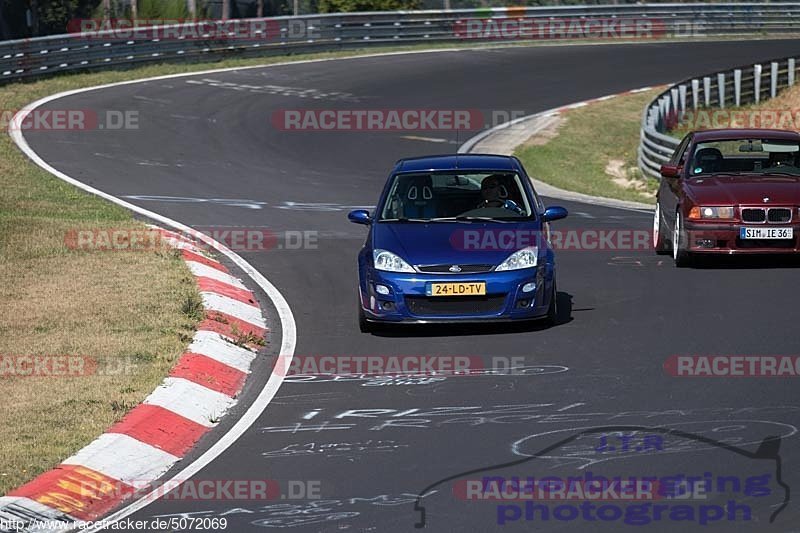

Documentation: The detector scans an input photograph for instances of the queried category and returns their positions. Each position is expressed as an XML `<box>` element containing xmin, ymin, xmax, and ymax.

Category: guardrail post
<box><xmin>658</xmin><ymin>96</ymin><xmax>670</xmax><ymax>130</ymax></box>
<box><xmin>691</xmin><ymin>79</ymin><xmax>700</xmax><ymax>109</ymax></box>
<box><xmin>771</xmin><ymin>61</ymin><xmax>778</xmax><ymax>98</ymax></box>
<box><xmin>679</xmin><ymin>84</ymin><xmax>687</xmax><ymax>118</ymax></box>
<box><xmin>734</xmin><ymin>69</ymin><xmax>741</xmax><ymax>106</ymax></box>
<box><xmin>754</xmin><ymin>64</ymin><xmax>762</xmax><ymax>104</ymax></box>
<box><xmin>703</xmin><ymin>77</ymin><xmax>711</xmax><ymax>107</ymax></box>
<box><xmin>671</xmin><ymin>87</ymin><xmax>680</xmax><ymax>117</ymax></box>
<box><xmin>790</xmin><ymin>59</ymin><xmax>796</xmax><ymax>86</ymax></box>
<box><xmin>717</xmin><ymin>73</ymin><xmax>725</xmax><ymax>108</ymax></box>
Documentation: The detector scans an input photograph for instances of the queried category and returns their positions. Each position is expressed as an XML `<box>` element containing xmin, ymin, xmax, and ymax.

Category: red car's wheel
<box><xmin>653</xmin><ymin>202</ymin><xmax>670</xmax><ymax>255</ymax></box>
<box><xmin>672</xmin><ymin>211</ymin><xmax>694</xmax><ymax>268</ymax></box>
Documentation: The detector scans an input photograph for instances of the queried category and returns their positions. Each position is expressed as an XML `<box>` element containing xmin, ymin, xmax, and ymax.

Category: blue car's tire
<box><xmin>545</xmin><ymin>278</ymin><xmax>558</xmax><ymax>326</ymax></box>
<box><xmin>358</xmin><ymin>303</ymin><xmax>374</xmax><ymax>333</ymax></box>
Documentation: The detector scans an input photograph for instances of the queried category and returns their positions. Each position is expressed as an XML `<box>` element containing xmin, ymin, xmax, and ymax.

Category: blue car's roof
<box><xmin>393</xmin><ymin>154</ymin><xmax>519</xmax><ymax>173</ymax></box>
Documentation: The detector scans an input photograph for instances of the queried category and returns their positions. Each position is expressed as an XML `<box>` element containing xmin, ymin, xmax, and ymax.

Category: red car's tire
<box><xmin>672</xmin><ymin>211</ymin><xmax>694</xmax><ymax>268</ymax></box>
<box><xmin>653</xmin><ymin>202</ymin><xmax>670</xmax><ymax>255</ymax></box>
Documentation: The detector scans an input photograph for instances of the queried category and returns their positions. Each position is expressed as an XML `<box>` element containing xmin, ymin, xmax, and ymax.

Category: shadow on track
<box><xmin>690</xmin><ymin>254</ymin><xmax>800</xmax><ymax>270</ymax></box>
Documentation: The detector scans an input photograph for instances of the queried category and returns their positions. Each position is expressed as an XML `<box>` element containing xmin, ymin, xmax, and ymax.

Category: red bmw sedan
<box><xmin>654</xmin><ymin>128</ymin><xmax>800</xmax><ymax>266</ymax></box>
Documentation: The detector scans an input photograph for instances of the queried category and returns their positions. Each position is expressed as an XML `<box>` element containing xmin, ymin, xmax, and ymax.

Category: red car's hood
<box><xmin>685</xmin><ymin>174</ymin><xmax>800</xmax><ymax>205</ymax></box>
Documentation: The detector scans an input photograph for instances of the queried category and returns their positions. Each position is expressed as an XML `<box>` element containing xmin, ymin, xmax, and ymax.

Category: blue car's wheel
<box><xmin>358</xmin><ymin>303</ymin><xmax>374</xmax><ymax>333</ymax></box>
<box><xmin>545</xmin><ymin>278</ymin><xmax>558</xmax><ymax>326</ymax></box>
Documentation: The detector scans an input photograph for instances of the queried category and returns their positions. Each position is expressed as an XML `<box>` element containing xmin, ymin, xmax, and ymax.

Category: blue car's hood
<box><xmin>372</xmin><ymin>221</ymin><xmax>541</xmax><ymax>267</ymax></box>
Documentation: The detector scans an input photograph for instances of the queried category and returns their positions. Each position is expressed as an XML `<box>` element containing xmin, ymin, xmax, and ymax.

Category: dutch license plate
<box><xmin>427</xmin><ymin>282</ymin><xmax>486</xmax><ymax>296</ymax></box>
<box><xmin>739</xmin><ymin>227</ymin><xmax>794</xmax><ymax>240</ymax></box>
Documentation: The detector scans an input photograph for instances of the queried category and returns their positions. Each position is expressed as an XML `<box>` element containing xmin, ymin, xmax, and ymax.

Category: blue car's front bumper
<box><xmin>358</xmin><ymin>263</ymin><xmax>555</xmax><ymax>324</ymax></box>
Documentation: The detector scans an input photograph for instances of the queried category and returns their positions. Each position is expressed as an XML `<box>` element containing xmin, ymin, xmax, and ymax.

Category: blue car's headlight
<box><xmin>495</xmin><ymin>246</ymin><xmax>538</xmax><ymax>271</ymax></box>
<box><xmin>373</xmin><ymin>249</ymin><xmax>415</xmax><ymax>273</ymax></box>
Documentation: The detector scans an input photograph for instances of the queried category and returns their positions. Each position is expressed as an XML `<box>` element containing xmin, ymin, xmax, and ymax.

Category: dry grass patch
<box><xmin>515</xmin><ymin>88</ymin><xmax>662</xmax><ymax>203</ymax></box>
<box><xmin>0</xmin><ymin>84</ymin><xmax>204</xmax><ymax>496</ymax></box>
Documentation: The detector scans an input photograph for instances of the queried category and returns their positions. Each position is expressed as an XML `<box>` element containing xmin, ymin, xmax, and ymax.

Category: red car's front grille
<box><xmin>741</xmin><ymin>207</ymin><xmax>793</xmax><ymax>224</ymax></box>
<box><xmin>741</xmin><ymin>208</ymin><xmax>766</xmax><ymax>223</ymax></box>
<box><xmin>768</xmin><ymin>208</ymin><xmax>792</xmax><ymax>223</ymax></box>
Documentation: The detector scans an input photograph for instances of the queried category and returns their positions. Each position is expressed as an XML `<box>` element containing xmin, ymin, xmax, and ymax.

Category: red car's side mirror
<box><xmin>660</xmin><ymin>164</ymin><xmax>681</xmax><ymax>178</ymax></box>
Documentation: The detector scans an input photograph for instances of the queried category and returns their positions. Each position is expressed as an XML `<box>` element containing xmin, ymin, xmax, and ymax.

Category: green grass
<box><xmin>515</xmin><ymin>88</ymin><xmax>661</xmax><ymax>203</ymax></box>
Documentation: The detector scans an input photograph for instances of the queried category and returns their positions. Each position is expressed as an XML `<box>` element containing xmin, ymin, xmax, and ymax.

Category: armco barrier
<box><xmin>3</xmin><ymin>3</ymin><xmax>800</xmax><ymax>85</ymax></box>
<box><xmin>639</xmin><ymin>55</ymin><xmax>800</xmax><ymax>179</ymax></box>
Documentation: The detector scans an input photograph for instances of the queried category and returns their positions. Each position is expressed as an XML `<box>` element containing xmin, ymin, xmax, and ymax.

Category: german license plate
<box><xmin>740</xmin><ymin>227</ymin><xmax>793</xmax><ymax>239</ymax></box>
<box><xmin>427</xmin><ymin>282</ymin><xmax>486</xmax><ymax>296</ymax></box>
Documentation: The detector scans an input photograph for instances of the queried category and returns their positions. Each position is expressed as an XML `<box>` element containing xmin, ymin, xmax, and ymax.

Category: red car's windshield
<box><xmin>690</xmin><ymin>138</ymin><xmax>800</xmax><ymax>176</ymax></box>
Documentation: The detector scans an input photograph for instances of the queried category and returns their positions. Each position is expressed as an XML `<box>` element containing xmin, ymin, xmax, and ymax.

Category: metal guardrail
<box><xmin>638</xmin><ymin>55</ymin><xmax>800</xmax><ymax>179</ymax></box>
<box><xmin>3</xmin><ymin>3</ymin><xmax>800</xmax><ymax>85</ymax></box>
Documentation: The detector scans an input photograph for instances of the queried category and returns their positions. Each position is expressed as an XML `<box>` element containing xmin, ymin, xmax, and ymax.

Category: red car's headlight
<box><xmin>688</xmin><ymin>206</ymin><xmax>735</xmax><ymax>220</ymax></box>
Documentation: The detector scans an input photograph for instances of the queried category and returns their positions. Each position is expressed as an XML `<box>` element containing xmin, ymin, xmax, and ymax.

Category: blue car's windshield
<box><xmin>378</xmin><ymin>171</ymin><xmax>534</xmax><ymax>222</ymax></box>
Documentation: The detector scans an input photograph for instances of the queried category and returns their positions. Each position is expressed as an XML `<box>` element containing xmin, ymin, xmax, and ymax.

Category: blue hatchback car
<box><xmin>348</xmin><ymin>154</ymin><xmax>568</xmax><ymax>332</ymax></box>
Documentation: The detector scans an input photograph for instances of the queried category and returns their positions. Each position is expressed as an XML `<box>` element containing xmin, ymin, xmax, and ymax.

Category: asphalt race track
<box><xmin>25</xmin><ymin>40</ymin><xmax>800</xmax><ymax>532</ymax></box>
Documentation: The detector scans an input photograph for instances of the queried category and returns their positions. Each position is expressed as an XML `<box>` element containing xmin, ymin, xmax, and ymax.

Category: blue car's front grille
<box><xmin>416</xmin><ymin>264</ymin><xmax>494</xmax><ymax>274</ymax></box>
<box><xmin>405</xmin><ymin>295</ymin><xmax>506</xmax><ymax>316</ymax></box>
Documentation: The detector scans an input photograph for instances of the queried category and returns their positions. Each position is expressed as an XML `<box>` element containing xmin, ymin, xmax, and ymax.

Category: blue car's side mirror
<box><xmin>348</xmin><ymin>209</ymin><xmax>371</xmax><ymax>225</ymax></box>
<box><xmin>542</xmin><ymin>206</ymin><xmax>568</xmax><ymax>222</ymax></box>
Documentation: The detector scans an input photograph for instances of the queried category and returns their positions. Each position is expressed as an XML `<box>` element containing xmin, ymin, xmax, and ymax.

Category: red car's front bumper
<box><xmin>684</xmin><ymin>221</ymin><xmax>800</xmax><ymax>254</ymax></box>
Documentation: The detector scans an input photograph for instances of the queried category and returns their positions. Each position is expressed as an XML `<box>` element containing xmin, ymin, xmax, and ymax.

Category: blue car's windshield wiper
<box><xmin>380</xmin><ymin>216</ymin><xmax>517</xmax><ymax>223</ymax></box>
<box><xmin>380</xmin><ymin>217</ymin><xmax>433</xmax><ymax>223</ymax></box>
<box><xmin>431</xmin><ymin>216</ymin><xmax>514</xmax><ymax>223</ymax></box>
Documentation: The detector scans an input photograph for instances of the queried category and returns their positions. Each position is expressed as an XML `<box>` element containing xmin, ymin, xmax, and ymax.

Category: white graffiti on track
<box><xmin>151</xmin><ymin>491</ymin><xmax>438</xmax><ymax>529</ymax></box>
<box><xmin>283</xmin><ymin>364</ymin><xmax>569</xmax><ymax>386</ymax></box>
<box><xmin>278</xmin><ymin>201</ymin><xmax>375</xmax><ymax>212</ymax></box>
<box><xmin>511</xmin><ymin>420</ymin><xmax>798</xmax><ymax>469</ymax></box>
<box><xmin>262</xmin><ymin>440</ymin><xmax>408</xmax><ymax>458</ymax></box>
<box><xmin>258</xmin><ymin>404</ymin><xmax>800</xmax><ymax>434</ymax></box>
<box><xmin>184</xmin><ymin>79</ymin><xmax>362</xmax><ymax>102</ymax></box>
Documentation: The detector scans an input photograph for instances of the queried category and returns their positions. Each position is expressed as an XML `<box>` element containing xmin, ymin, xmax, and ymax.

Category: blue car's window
<box><xmin>379</xmin><ymin>172</ymin><xmax>533</xmax><ymax>221</ymax></box>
